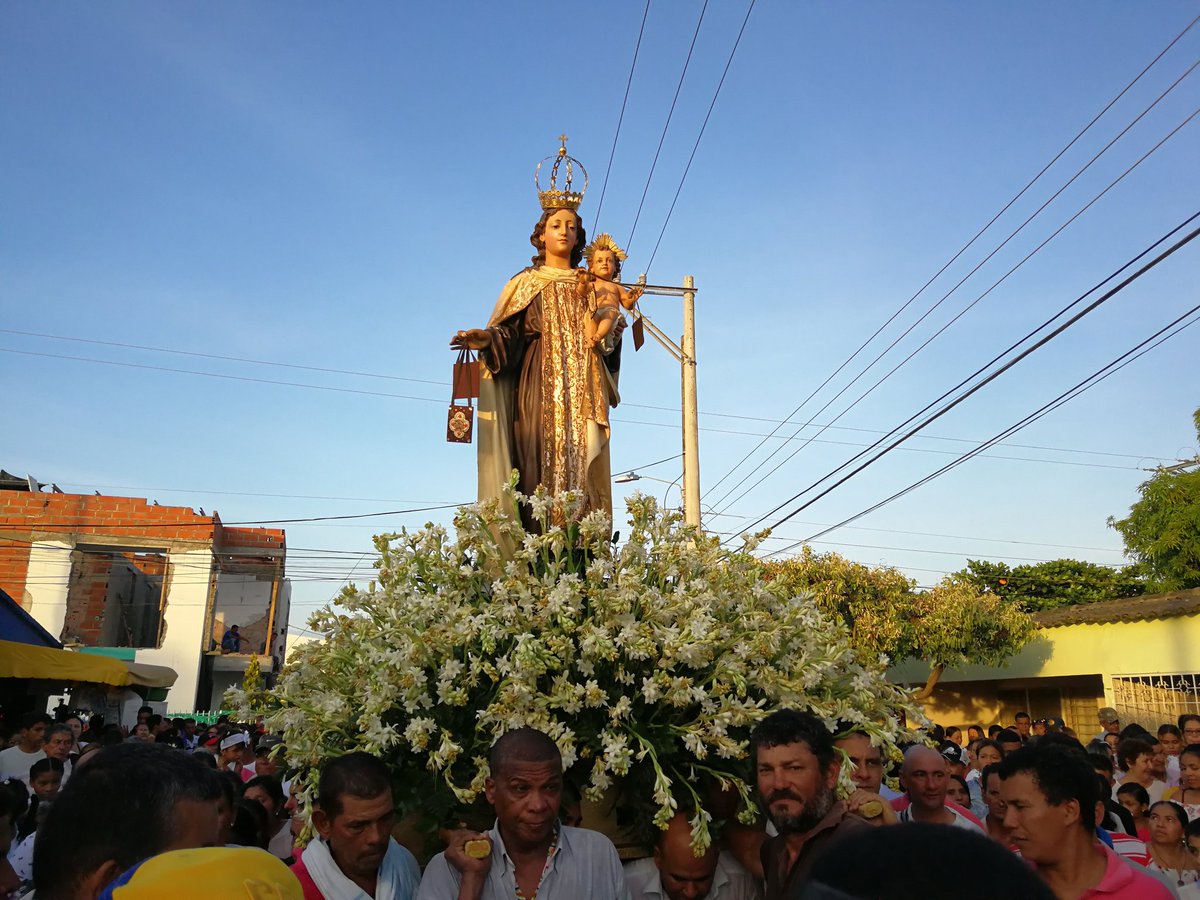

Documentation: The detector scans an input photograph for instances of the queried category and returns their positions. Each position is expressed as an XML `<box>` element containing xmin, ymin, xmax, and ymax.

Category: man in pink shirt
<box><xmin>999</xmin><ymin>741</ymin><xmax>1172</xmax><ymax>899</ymax></box>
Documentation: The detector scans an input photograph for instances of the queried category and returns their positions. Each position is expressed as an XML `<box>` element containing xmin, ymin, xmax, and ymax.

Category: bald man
<box><xmin>417</xmin><ymin>728</ymin><xmax>629</xmax><ymax>900</ymax></box>
<box><xmin>896</xmin><ymin>746</ymin><xmax>984</xmax><ymax>833</ymax></box>
<box><xmin>624</xmin><ymin>813</ymin><xmax>761</xmax><ymax>900</ymax></box>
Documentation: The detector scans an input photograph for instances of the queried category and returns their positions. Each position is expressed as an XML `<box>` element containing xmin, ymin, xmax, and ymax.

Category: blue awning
<box><xmin>0</xmin><ymin>588</ymin><xmax>62</xmax><ymax>648</ymax></box>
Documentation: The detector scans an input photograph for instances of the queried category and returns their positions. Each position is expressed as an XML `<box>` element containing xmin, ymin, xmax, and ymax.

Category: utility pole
<box><xmin>629</xmin><ymin>275</ymin><xmax>701</xmax><ymax>529</ymax></box>
<box><xmin>681</xmin><ymin>276</ymin><xmax>700</xmax><ymax>529</ymax></box>
<box><xmin>1141</xmin><ymin>456</ymin><xmax>1200</xmax><ymax>474</ymax></box>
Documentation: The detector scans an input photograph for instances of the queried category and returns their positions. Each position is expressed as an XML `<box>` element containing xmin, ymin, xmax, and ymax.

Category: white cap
<box><xmin>219</xmin><ymin>732</ymin><xmax>248</xmax><ymax>751</ymax></box>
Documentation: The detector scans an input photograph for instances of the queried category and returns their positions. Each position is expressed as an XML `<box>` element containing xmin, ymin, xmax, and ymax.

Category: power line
<box><xmin>626</xmin><ymin>0</ymin><xmax>708</xmax><ymax>251</ymax></box>
<box><xmin>644</xmin><ymin>0</ymin><xmax>755</xmax><ymax>273</ymax></box>
<box><xmin>0</xmin><ymin>348</ymin><xmax>445</xmax><ymax>405</ymax></box>
<box><xmin>592</xmin><ymin>0</ymin><xmax>651</xmax><ymax>231</ymax></box>
<box><xmin>705</xmin><ymin>44</ymin><xmax>1200</xmax><ymax>507</ymax></box>
<box><xmin>624</xmin><ymin>403</ymin><xmax>1156</xmax><ymax>460</ymax></box>
<box><xmin>614</xmin><ymin>417</ymin><xmax>1137</xmax><ymax>468</ymax></box>
<box><xmin>701</xmin><ymin>513</ymin><xmax>1127</xmax><ymax>555</ymax></box>
<box><xmin>733</xmin><ymin>212</ymin><xmax>1200</xmax><ymax>541</ymax></box>
<box><xmin>775</xmin><ymin>291</ymin><xmax>1200</xmax><ymax>552</ymax></box>
<box><xmin>52</xmin><ymin>485</ymin><xmax>456</xmax><ymax>504</ymax></box>
<box><xmin>0</xmin><ymin>328</ymin><xmax>444</xmax><ymax>387</ymax></box>
<box><xmin>2</xmin><ymin>330</ymin><xmax>1162</xmax><ymax>462</ymax></box>
<box><xmin>0</xmin><ymin>502</ymin><xmax>465</xmax><ymax>531</ymax></box>
<box><xmin>705</xmin><ymin>534</ymin><xmax>1125</xmax><ymax>566</ymax></box>
<box><xmin>715</xmin><ymin>108</ymin><xmax>1200</xmax><ymax>518</ymax></box>
<box><xmin>4</xmin><ymin>347</ymin><xmax>1142</xmax><ymax>474</ymax></box>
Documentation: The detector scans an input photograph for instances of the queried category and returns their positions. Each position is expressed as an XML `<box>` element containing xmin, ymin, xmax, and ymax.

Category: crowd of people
<box><xmin>2</xmin><ymin>703</ymin><xmax>1200</xmax><ymax>899</ymax></box>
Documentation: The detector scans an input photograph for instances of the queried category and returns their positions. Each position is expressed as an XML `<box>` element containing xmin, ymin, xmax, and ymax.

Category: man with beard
<box><xmin>753</xmin><ymin>709</ymin><xmax>869</xmax><ymax>900</ymax></box>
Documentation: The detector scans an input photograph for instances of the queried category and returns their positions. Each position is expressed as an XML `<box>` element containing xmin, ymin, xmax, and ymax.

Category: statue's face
<box><xmin>590</xmin><ymin>249</ymin><xmax>617</xmax><ymax>281</ymax></box>
<box><xmin>542</xmin><ymin>209</ymin><xmax>578</xmax><ymax>259</ymax></box>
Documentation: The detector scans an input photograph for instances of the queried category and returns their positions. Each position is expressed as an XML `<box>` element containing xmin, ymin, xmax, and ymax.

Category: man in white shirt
<box><xmin>418</xmin><ymin>728</ymin><xmax>629</xmax><ymax>900</ymax></box>
<box><xmin>0</xmin><ymin>713</ymin><xmax>49</xmax><ymax>786</ymax></box>
<box><xmin>895</xmin><ymin>746</ymin><xmax>984</xmax><ymax>833</ymax></box>
<box><xmin>624</xmin><ymin>812</ymin><xmax>762</xmax><ymax>900</ymax></box>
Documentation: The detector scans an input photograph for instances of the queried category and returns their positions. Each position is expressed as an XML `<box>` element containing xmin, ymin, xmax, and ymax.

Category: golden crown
<box><xmin>536</xmin><ymin>134</ymin><xmax>588</xmax><ymax>211</ymax></box>
<box><xmin>584</xmin><ymin>233</ymin><xmax>628</xmax><ymax>264</ymax></box>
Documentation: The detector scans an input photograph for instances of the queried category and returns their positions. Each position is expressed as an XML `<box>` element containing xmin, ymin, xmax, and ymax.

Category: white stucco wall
<box><xmin>212</xmin><ymin>572</ymin><xmax>274</xmax><ymax>654</ymax></box>
<box><xmin>134</xmin><ymin>549</ymin><xmax>214</xmax><ymax>710</ymax></box>
<box><xmin>24</xmin><ymin>540</ymin><xmax>74</xmax><ymax>639</ymax></box>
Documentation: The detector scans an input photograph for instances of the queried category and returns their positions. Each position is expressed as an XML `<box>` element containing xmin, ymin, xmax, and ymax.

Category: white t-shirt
<box><xmin>897</xmin><ymin>804</ymin><xmax>986</xmax><ymax>833</ymax></box>
<box><xmin>1113</xmin><ymin>778</ymin><xmax>1168</xmax><ymax>805</ymax></box>
<box><xmin>624</xmin><ymin>851</ymin><xmax>763</xmax><ymax>900</ymax></box>
<box><xmin>0</xmin><ymin>746</ymin><xmax>46</xmax><ymax>786</ymax></box>
<box><xmin>7</xmin><ymin>831</ymin><xmax>35</xmax><ymax>882</ymax></box>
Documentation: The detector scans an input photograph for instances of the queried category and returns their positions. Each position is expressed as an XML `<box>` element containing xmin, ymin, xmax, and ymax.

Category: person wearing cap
<box><xmin>894</xmin><ymin>746</ymin><xmax>985</xmax><ymax>833</ymax></box>
<box><xmin>96</xmin><ymin>846</ymin><xmax>302</xmax><ymax>900</ymax></box>
<box><xmin>939</xmin><ymin>741</ymin><xmax>987</xmax><ymax>821</ymax></box>
<box><xmin>1095</xmin><ymin>708</ymin><xmax>1121</xmax><ymax>742</ymax></box>
<box><xmin>255</xmin><ymin>734</ymin><xmax>284</xmax><ymax>778</ymax></box>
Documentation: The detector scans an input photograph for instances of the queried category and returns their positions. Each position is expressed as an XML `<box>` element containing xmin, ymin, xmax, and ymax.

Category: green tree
<box><xmin>1109</xmin><ymin>407</ymin><xmax>1200</xmax><ymax>591</ymax></box>
<box><xmin>955</xmin><ymin>558</ymin><xmax>1146</xmax><ymax>611</ymax></box>
<box><xmin>763</xmin><ymin>548</ymin><xmax>1036</xmax><ymax>698</ymax></box>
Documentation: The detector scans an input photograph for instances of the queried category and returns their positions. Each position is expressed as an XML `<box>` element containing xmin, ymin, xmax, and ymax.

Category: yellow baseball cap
<box><xmin>101</xmin><ymin>847</ymin><xmax>302</xmax><ymax>900</ymax></box>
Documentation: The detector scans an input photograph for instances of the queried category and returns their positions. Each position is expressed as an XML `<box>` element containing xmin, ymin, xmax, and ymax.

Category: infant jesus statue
<box><xmin>579</xmin><ymin>233</ymin><xmax>643</xmax><ymax>351</ymax></box>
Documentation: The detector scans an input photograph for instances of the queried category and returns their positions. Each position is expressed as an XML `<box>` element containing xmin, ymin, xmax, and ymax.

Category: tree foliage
<box><xmin>762</xmin><ymin>548</ymin><xmax>1036</xmax><ymax>693</ymax></box>
<box><xmin>954</xmin><ymin>558</ymin><xmax>1147</xmax><ymax>612</ymax></box>
<box><xmin>1109</xmin><ymin>407</ymin><xmax>1200</xmax><ymax>592</ymax></box>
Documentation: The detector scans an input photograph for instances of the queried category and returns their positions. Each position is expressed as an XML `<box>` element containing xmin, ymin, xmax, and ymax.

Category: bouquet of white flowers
<box><xmin>233</xmin><ymin>485</ymin><xmax>922</xmax><ymax>852</ymax></box>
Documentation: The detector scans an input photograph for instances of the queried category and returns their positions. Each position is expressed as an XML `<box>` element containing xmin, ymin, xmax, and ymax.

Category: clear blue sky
<box><xmin>3</xmin><ymin>2</ymin><xmax>1198</xmax><ymax>637</ymax></box>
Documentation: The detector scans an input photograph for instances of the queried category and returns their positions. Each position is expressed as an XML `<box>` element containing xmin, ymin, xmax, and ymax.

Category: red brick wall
<box><xmin>0</xmin><ymin>492</ymin><xmax>286</xmax><ymax>644</ymax></box>
<box><xmin>0</xmin><ymin>538</ymin><xmax>31</xmax><ymax>607</ymax></box>
<box><xmin>0</xmin><ymin>492</ymin><xmax>218</xmax><ymax>543</ymax></box>
<box><xmin>61</xmin><ymin>551</ymin><xmax>112</xmax><ymax>645</ymax></box>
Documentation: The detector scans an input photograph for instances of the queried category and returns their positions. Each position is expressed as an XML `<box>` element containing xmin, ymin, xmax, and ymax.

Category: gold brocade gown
<box><xmin>478</xmin><ymin>266</ymin><xmax>617</xmax><ymax>529</ymax></box>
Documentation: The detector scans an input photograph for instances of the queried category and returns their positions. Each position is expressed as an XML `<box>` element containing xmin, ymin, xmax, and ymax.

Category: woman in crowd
<box><xmin>63</xmin><ymin>715</ymin><xmax>84</xmax><ymax>754</ymax></box>
<box><xmin>1181</xmin><ymin>715</ymin><xmax>1200</xmax><ymax>748</ymax></box>
<box><xmin>1115</xmin><ymin>736</ymin><xmax>1168</xmax><ymax>803</ymax></box>
<box><xmin>1115</xmin><ymin>782</ymin><xmax>1151</xmax><ymax>841</ymax></box>
<box><xmin>230</xmin><ymin>797</ymin><xmax>271</xmax><ymax>850</ymax></box>
<box><xmin>1146</xmin><ymin>800</ymin><xmax>1200</xmax><ymax>887</ymax></box>
<box><xmin>1166</xmin><ymin>744</ymin><xmax>1200</xmax><ymax>821</ymax></box>
<box><xmin>947</xmin><ymin>774</ymin><xmax>972</xmax><ymax>809</ymax></box>
<box><xmin>244</xmin><ymin>775</ymin><xmax>293</xmax><ymax>861</ymax></box>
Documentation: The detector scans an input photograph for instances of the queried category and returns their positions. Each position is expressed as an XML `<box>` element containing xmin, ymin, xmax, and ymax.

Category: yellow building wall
<box><xmin>887</xmin><ymin>613</ymin><xmax>1200</xmax><ymax>731</ymax></box>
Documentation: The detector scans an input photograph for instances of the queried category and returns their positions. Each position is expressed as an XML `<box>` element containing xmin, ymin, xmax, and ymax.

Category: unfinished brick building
<box><xmin>0</xmin><ymin>474</ymin><xmax>289</xmax><ymax>710</ymax></box>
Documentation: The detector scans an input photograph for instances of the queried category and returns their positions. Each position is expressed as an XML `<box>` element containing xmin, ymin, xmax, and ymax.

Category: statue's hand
<box><xmin>450</xmin><ymin>329</ymin><xmax>491</xmax><ymax>351</ymax></box>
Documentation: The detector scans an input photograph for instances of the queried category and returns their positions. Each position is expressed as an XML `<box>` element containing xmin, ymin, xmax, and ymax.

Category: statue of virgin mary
<box><xmin>450</xmin><ymin>140</ymin><xmax>622</xmax><ymax>530</ymax></box>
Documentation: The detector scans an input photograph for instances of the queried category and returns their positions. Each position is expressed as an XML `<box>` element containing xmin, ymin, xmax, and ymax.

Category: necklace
<box><xmin>1150</xmin><ymin>845</ymin><xmax>1193</xmax><ymax>886</ymax></box>
<box><xmin>512</xmin><ymin>829</ymin><xmax>559</xmax><ymax>900</ymax></box>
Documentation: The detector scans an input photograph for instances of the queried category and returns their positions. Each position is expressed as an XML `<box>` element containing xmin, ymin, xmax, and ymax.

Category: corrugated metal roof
<box><xmin>1032</xmin><ymin>587</ymin><xmax>1200</xmax><ymax>628</ymax></box>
